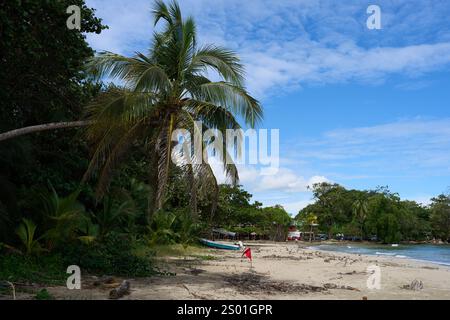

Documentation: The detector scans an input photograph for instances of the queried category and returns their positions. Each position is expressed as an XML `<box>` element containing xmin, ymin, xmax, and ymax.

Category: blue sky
<box><xmin>85</xmin><ymin>0</ymin><xmax>450</xmax><ymax>214</ymax></box>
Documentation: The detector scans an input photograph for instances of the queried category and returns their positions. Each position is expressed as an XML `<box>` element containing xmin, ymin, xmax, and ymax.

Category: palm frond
<box><xmin>185</xmin><ymin>99</ymin><xmax>242</xmax><ymax>131</ymax></box>
<box><xmin>196</xmin><ymin>81</ymin><xmax>263</xmax><ymax>127</ymax></box>
<box><xmin>152</xmin><ymin>0</ymin><xmax>171</xmax><ymax>26</ymax></box>
<box><xmin>190</xmin><ymin>45</ymin><xmax>245</xmax><ymax>86</ymax></box>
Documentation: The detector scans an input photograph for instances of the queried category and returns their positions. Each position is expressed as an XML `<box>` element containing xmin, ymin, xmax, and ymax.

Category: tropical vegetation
<box><xmin>297</xmin><ymin>183</ymin><xmax>450</xmax><ymax>244</ymax></box>
<box><xmin>0</xmin><ymin>0</ymin><xmax>449</xmax><ymax>295</ymax></box>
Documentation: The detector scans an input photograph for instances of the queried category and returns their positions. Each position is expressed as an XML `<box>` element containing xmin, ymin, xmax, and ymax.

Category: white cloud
<box><xmin>85</xmin><ymin>0</ymin><xmax>155</xmax><ymax>55</ymax></box>
<box><xmin>210</xmin><ymin>163</ymin><xmax>329</xmax><ymax>193</ymax></box>
<box><xmin>85</xmin><ymin>0</ymin><xmax>450</xmax><ymax>97</ymax></box>
<box><xmin>281</xmin><ymin>200</ymin><xmax>315</xmax><ymax>215</ymax></box>
<box><xmin>292</xmin><ymin>117</ymin><xmax>450</xmax><ymax>177</ymax></box>
<box><xmin>241</xmin><ymin>41</ymin><xmax>450</xmax><ymax>97</ymax></box>
<box><xmin>257</xmin><ymin>169</ymin><xmax>328</xmax><ymax>192</ymax></box>
<box><xmin>410</xmin><ymin>196</ymin><xmax>432</xmax><ymax>207</ymax></box>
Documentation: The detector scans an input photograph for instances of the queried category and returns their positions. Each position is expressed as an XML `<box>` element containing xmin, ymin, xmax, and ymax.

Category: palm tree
<box><xmin>82</xmin><ymin>0</ymin><xmax>263</xmax><ymax>220</ymax></box>
<box><xmin>352</xmin><ymin>199</ymin><xmax>369</xmax><ymax>239</ymax></box>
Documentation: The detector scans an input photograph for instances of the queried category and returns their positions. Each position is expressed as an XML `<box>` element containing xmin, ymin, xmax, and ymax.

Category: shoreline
<box><xmin>305</xmin><ymin>241</ymin><xmax>450</xmax><ymax>268</ymax></box>
<box><xmin>14</xmin><ymin>241</ymin><xmax>449</xmax><ymax>300</ymax></box>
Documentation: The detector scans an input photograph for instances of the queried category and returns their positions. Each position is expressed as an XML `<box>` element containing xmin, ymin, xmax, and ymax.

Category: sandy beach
<box><xmin>29</xmin><ymin>242</ymin><xmax>450</xmax><ymax>300</ymax></box>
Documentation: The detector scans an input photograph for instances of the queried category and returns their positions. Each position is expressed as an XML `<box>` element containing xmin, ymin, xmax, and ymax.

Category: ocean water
<box><xmin>311</xmin><ymin>243</ymin><xmax>450</xmax><ymax>266</ymax></box>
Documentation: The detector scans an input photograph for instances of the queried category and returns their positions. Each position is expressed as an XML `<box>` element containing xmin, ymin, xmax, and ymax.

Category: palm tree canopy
<box><xmin>82</xmin><ymin>0</ymin><xmax>263</xmax><ymax>213</ymax></box>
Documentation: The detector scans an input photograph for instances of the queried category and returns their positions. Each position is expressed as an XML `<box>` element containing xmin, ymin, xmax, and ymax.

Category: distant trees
<box><xmin>307</xmin><ymin>183</ymin><xmax>352</xmax><ymax>239</ymax></box>
<box><xmin>352</xmin><ymin>198</ymin><xmax>369</xmax><ymax>239</ymax></box>
<box><xmin>297</xmin><ymin>183</ymin><xmax>447</xmax><ymax>243</ymax></box>
<box><xmin>430</xmin><ymin>194</ymin><xmax>450</xmax><ymax>242</ymax></box>
<box><xmin>207</xmin><ymin>185</ymin><xmax>291</xmax><ymax>240</ymax></box>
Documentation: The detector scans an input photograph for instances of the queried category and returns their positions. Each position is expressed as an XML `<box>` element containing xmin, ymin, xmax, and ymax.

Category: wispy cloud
<box><xmin>209</xmin><ymin>162</ymin><xmax>329</xmax><ymax>214</ymax></box>
<box><xmin>85</xmin><ymin>0</ymin><xmax>450</xmax><ymax>97</ymax></box>
<box><xmin>211</xmin><ymin>163</ymin><xmax>329</xmax><ymax>193</ymax></box>
<box><xmin>291</xmin><ymin>117</ymin><xmax>450</xmax><ymax>177</ymax></box>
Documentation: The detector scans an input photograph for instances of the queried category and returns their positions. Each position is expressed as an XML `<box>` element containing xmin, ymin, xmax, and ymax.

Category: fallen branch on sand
<box><xmin>261</xmin><ymin>255</ymin><xmax>309</xmax><ymax>261</ymax></box>
<box><xmin>0</xmin><ymin>281</ymin><xmax>16</xmax><ymax>300</ymax></box>
<box><xmin>181</xmin><ymin>284</ymin><xmax>208</xmax><ymax>299</ymax></box>
<box><xmin>338</xmin><ymin>270</ymin><xmax>366</xmax><ymax>276</ymax></box>
<box><xmin>109</xmin><ymin>280</ymin><xmax>131</xmax><ymax>299</ymax></box>
<box><xmin>323</xmin><ymin>283</ymin><xmax>360</xmax><ymax>291</ymax></box>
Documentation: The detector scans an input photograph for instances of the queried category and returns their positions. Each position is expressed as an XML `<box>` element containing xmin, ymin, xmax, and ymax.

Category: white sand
<box><xmin>32</xmin><ymin>242</ymin><xmax>450</xmax><ymax>300</ymax></box>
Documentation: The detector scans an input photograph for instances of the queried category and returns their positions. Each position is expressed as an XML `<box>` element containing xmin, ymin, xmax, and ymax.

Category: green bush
<box><xmin>60</xmin><ymin>232</ymin><xmax>155</xmax><ymax>277</ymax></box>
<box><xmin>0</xmin><ymin>253</ymin><xmax>66</xmax><ymax>285</ymax></box>
<box><xmin>35</xmin><ymin>288</ymin><xmax>54</xmax><ymax>300</ymax></box>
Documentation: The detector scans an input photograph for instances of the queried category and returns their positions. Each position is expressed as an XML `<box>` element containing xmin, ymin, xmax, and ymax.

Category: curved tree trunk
<box><xmin>188</xmin><ymin>166</ymin><xmax>198</xmax><ymax>220</ymax></box>
<box><xmin>0</xmin><ymin>121</ymin><xmax>91</xmax><ymax>142</ymax></box>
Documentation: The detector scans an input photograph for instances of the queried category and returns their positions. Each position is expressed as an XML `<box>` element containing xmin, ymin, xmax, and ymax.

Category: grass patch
<box><xmin>59</xmin><ymin>233</ymin><xmax>156</xmax><ymax>277</ymax></box>
<box><xmin>147</xmin><ymin>244</ymin><xmax>206</xmax><ymax>257</ymax></box>
<box><xmin>191</xmin><ymin>254</ymin><xmax>218</xmax><ymax>261</ymax></box>
<box><xmin>0</xmin><ymin>254</ymin><xmax>66</xmax><ymax>285</ymax></box>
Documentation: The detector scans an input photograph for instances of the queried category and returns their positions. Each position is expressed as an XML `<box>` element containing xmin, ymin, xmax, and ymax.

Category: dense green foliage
<box><xmin>1</xmin><ymin>0</ymin><xmax>448</xmax><ymax>292</ymax></box>
<box><xmin>210</xmin><ymin>185</ymin><xmax>292</xmax><ymax>240</ymax></box>
<box><xmin>430</xmin><ymin>194</ymin><xmax>450</xmax><ymax>241</ymax></box>
<box><xmin>0</xmin><ymin>0</ymin><xmax>271</xmax><ymax>285</ymax></box>
<box><xmin>0</xmin><ymin>0</ymin><xmax>107</xmax><ymax>242</ymax></box>
<box><xmin>60</xmin><ymin>232</ymin><xmax>155</xmax><ymax>277</ymax></box>
<box><xmin>0</xmin><ymin>253</ymin><xmax>67</xmax><ymax>285</ymax></box>
<box><xmin>297</xmin><ymin>183</ymin><xmax>450</xmax><ymax>243</ymax></box>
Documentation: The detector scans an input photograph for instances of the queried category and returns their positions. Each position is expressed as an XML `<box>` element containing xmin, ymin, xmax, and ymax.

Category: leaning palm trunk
<box><xmin>0</xmin><ymin>121</ymin><xmax>91</xmax><ymax>142</ymax></box>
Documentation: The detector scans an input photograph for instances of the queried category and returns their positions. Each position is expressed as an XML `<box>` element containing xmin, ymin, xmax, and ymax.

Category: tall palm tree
<box><xmin>82</xmin><ymin>0</ymin><xmax>263</xmax><ymax>220</ymax></box>
<box><xmin>352</xmin><ymin>199</ymin><xmax>369</xmax><ymax>239</ymax></box>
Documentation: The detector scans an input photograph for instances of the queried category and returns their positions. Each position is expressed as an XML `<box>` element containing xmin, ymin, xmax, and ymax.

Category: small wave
<box><xmin>408</xmin><ymin>258</ymin><xmax>450</xmax><ymax>267</ymax></box>
<box><xmin>395</xmin><ymin>255</ymin><xmax>407</xmax><ymax>258</ymax></box>
<box><xmin>376</xmin><ymin>252</ymin><xmax>396</xmax><ymax>256</ymax></box>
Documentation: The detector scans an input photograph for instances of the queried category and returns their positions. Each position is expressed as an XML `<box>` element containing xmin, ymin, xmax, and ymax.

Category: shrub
<box><xmin>0</xmin><ymin>253</ymin><xmax>66</xmax><ymax>285</ymax></box>
<box><xmin>35</xmin><ymin>288</ymin><xmax>54</xmax><ymax>300</ymax></box>
<box><xmin>60</xmin><ymin>232</ymin><xmax>155</xmax><ymax>277</ymax></box>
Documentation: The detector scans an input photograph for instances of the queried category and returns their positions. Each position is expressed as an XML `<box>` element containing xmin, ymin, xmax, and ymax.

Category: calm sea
<box><xmin>311</xmin><ymin>243</ymin><xmax>450</xmax><ymax>266</ymax></box>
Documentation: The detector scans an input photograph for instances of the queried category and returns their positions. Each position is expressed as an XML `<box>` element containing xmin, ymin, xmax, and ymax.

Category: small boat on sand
<box><xmin>199</xmin><ymin>238</ymin><xmax>241</xmax><ymax>250</ymax></box>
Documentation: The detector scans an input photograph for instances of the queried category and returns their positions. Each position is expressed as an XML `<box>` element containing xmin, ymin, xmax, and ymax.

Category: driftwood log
<box><xmin>109</xmin><ymin>280</ymin><xmax>131</xmax><ymax>299</ymax></box>
<box><xmin>402</xmin><ymin>279</ymin><xmax>423</xmax><ymax>291</ymax></box>
<box><xmin>0</xmin><ymin>281</ymin><xmax>16</xmax><ymax>300</ymax></box>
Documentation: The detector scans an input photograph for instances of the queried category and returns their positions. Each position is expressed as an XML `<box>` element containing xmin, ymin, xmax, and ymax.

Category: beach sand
<box><xmin>17</xmin><ymin>242</ymin><xmax>450</xmax><ymax>300</ymax></box>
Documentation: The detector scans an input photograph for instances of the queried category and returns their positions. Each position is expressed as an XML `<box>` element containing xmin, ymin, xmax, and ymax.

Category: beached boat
<box><xmin>199</xmin><ymin>238</ymin><xmax>241</xmax><ymax>250</ymax></box>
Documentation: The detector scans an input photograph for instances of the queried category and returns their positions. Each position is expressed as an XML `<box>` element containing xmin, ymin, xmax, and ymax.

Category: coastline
<box><xmin>26</xmin><ymin>241</ymin><xmax>450</xmax><ymax>300</ymax></box>
<box><xmin>307</xmin><ymin>241</ymin><xmax>450</xmax><ymax>268</ymax></box>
